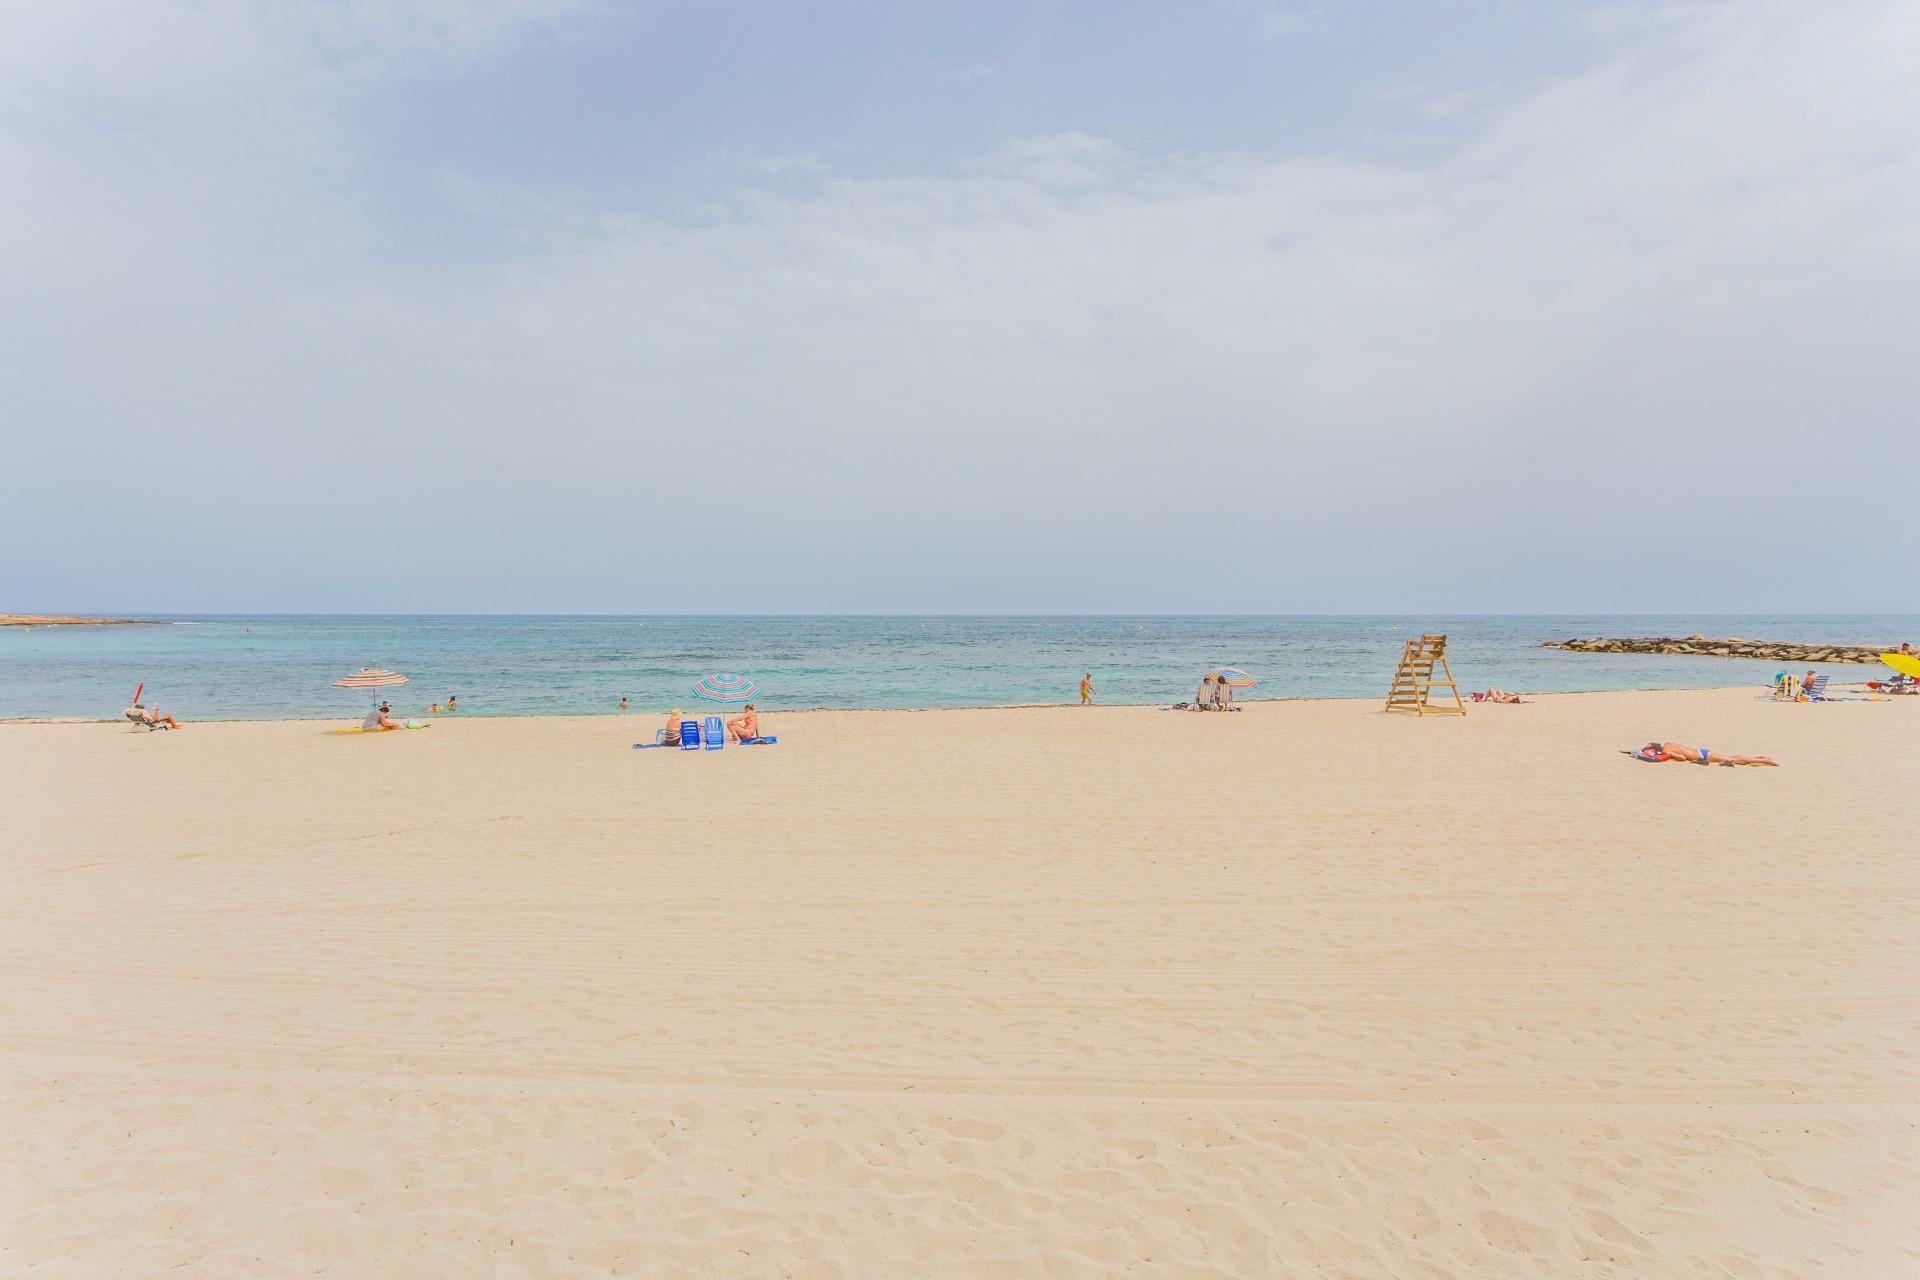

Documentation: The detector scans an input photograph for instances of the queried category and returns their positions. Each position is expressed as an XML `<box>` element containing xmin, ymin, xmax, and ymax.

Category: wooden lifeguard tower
<box><xmin>1384</xmin><ymin>634</ymin><xmax>1466</xmax><ymax>715</ymax></box>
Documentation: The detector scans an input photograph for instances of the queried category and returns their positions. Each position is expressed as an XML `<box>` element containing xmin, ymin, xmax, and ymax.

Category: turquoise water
<box><xmin>2</xmin><ymin>615</ymin><xmax>1913</xmax><ymax>721</ymax></box>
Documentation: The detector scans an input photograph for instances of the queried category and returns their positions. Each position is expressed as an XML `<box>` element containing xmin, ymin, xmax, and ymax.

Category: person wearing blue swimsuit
<box><xmin>1636</xmin><ymin>741</ymin><xmax>1777</xmax><ymax>766</ymax></box>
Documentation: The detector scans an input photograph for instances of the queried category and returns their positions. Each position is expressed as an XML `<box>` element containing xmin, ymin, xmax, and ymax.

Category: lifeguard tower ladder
<box><xmin>1385</xmin><ymin>634</ymin><xmax>1466</xmax><ymax>715</ymax></box>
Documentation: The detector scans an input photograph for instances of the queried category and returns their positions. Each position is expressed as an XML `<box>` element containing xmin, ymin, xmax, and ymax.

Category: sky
<box><xmin>3</xmin><ymin>0</ymin><xmax>1916</xmax><ymax>614</ymax></box>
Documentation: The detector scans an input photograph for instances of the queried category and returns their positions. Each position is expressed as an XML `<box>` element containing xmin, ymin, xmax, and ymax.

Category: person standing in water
<box><xmin>1080</xmin><ymin>673</ymin><xmax>1094</xmax><ymax>705</ymax></box>
<box><xmin>618</xmin><ymin>696</ymin><xmax>629</xmax><ymax>711</ymax></box>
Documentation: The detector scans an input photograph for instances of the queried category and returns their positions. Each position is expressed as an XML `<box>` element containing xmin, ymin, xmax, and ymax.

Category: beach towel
<box><xmin>737</xmin><ymin>736</ymin><xmax>779</xmax><ymax>745</ymax></box>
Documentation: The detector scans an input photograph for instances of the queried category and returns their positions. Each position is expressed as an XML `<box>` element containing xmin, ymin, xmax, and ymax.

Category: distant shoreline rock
<box><xmin>1</xmin><ymin>614</ymin><xmax>167</xmax><ymax>627</ymax></box>
<box><xmin>1542</xmin><ymin>635</ymin><xmax>1890</xmax><ymax>663</ymax></box>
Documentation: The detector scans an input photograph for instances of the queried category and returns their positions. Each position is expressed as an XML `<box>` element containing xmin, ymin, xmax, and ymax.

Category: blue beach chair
<box><xmin>679</xmin><ymin>719</ymin><xmax>701</xmax><ymax>751</ymax></box>
<box><xmin>703</xmin><ymin>716</ymin><xmax>725</xmax><ymax>750</ymax></box>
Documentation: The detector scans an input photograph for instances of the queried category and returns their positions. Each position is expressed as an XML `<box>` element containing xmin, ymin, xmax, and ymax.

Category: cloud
<box><xmin>967</xmin><ymin>132</ymin><xmax>1128</xmax><ymax>188</ymax></box>
<box><xmin>1252</xmin><ymin>7</ymin><xmax>1326</xmax><ymax>41</ymax></box>
<box><xmin>2</xmin><ymin>0</ymin><xmax>1915</xmax><ymax>612</ymax></box>
<box><xmin>932</xmin><ymin>59</ymin><xmax>999</xmax><ymax>84</ymax></box>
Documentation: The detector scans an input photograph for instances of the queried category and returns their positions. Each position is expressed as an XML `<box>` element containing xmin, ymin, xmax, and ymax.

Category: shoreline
<box><xmin>0</xmin><ymin>683</ymin><xmax>1812</xmax><ymax>726</ymax></box>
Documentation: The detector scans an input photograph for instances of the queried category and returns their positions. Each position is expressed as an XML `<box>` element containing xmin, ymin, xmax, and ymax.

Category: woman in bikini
<box><xmin>1635</xmin><ymin>741</ymin><xmax>1777</xmax><ymax>766</ymax></box>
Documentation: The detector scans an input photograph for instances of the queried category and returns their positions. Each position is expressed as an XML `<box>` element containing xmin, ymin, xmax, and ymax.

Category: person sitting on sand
<box><xmin>1633</xmin><ymin>741</ymin><xmax>1777</xmax><ymax>767</ymax></box>
<box><xmin>726</xmin><ymin>702</ymin><xmax>759</xmax><ymax>742</ymax></box>
<box><xmin>363</xmin><ymin>701</ymin><xmax>401</xmax><ymax>732</ymax></box>
<box><xmin>663</xmin><ymin>708</ymin><xmax>684</xmax><ymax>745</ymax></box>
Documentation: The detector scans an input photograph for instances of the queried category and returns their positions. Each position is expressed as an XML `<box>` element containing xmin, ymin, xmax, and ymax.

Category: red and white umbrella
<box><xmin>335</xmin><ymin>667</ymin><xmax>409</xmax><ymax>690</ymax></box>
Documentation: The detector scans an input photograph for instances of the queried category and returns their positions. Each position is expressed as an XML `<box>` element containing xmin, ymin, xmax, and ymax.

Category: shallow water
<box><xmin>2</xmin><ymin>614</ymin><xmax>1912</xmax><ymax>720</ymax></box>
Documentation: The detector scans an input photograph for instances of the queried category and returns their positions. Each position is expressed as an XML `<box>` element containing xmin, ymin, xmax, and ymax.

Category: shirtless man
<box><xmin>1634</xmin><ymin>741</ymin><xmax>1777</xmax><ymax>766</ymax></box>
<box><xmin>726</xmin><ymin>703</ymin><xmax>759</xmax><ymax>742</ymax></box>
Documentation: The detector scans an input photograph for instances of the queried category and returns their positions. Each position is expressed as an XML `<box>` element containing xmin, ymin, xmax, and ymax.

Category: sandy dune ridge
<box><xmin>3</xmin><ymin>690</ymin><xmax>1917</xmax><ymax>1277</ymax></box>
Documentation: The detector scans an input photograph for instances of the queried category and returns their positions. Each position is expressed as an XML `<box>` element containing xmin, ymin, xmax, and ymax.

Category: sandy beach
<box><xmin>3</xmin><ymin>689</ymin><xmax>1916</xmax><ymax>1277</ymax></box>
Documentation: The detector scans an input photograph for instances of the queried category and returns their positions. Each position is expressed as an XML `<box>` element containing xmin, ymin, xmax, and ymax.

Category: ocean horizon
<box><xmin>5</xmin><ymin>613</ymin><xmax>1914</xmax><ymax>722</ymax></box>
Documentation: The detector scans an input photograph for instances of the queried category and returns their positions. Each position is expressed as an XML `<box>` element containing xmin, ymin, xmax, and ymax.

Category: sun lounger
<box><xmin>679</xmin><ymin>719</ymin><xmax>701</xmax><ymax>751</ymax></box>
<box><xmin>702</xmin><ymin>716</ymin><xmax>725</xmax><ymax>750</ymax></box>
<box><xmin>1803</xmin><ymin>673</ymin><xmax>1834</xmax><ymax>701</ymax></box>
<box><xmin>124</xmin><ymin>705</ymin><xmax>167</xmax><ymax>731</ymax></box>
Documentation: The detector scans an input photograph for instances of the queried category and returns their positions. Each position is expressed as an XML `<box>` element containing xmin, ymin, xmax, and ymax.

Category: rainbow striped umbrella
<box><xmin>690</xmin><ymin>672</ymin><xmax>758</xmax><ymax>703</ymax></box>
<box><xmin>335</xmin><ymin>667</ymin><xmax>409</xmax><ymax>690</ymax></box>
<box><xmin>1208</xmin><ymin>667</ymin><xmax>1257</xmax><ymax>688</ymax></box>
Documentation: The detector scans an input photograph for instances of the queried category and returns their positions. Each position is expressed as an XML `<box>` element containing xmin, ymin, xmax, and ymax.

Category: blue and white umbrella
<box><xmin>691</xmin><ymin>672</ymin><xmax>758</xmax><ymax>703</ymax></box>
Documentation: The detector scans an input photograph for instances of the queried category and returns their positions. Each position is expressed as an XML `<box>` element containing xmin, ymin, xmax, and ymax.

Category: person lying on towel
<box><xmin>1631</xmin><ymin>741</ymin><xmax>1777</xmax><ymax>767</ymax></box>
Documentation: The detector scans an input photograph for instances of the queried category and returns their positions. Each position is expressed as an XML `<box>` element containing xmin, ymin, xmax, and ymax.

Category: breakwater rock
<box><xmin>1542</xmin><ymin>636</ymin><xmax>1888</xmax><ymax>663</ymax></box>
<box><xmin>1</xmin><ymin>614</ymin><xmax>166</xmax><ymax>627</ymax></box>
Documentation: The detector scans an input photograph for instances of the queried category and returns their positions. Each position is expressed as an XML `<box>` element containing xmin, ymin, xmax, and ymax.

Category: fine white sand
<box><xmin>3</xmin><ymin>689</ymin><xmax>1917</xmax><ymax>1277</ymax></box>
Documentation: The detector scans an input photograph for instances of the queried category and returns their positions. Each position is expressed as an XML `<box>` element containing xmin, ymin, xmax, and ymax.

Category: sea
<box><xmin>2</xmin><ymin>615</ymin><xmax>1913</xmax><ymax>721</ymax></box>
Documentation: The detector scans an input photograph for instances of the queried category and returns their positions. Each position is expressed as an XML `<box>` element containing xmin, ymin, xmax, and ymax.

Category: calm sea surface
<box><xmin>2</xmin><ymin>615</ymin><xmax>1913</xmax><ymax>721</ymax></box>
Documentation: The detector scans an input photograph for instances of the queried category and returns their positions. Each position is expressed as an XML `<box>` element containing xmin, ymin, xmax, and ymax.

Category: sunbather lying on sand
<box><xmin>1473</xmin><ymin>688</ymin><xmax>1527</xmax><ymax>704</ymax></box>
<box><xmin>1631</xmin><ymin>741</ymin><xmax>1777</xmax><ymax>767</ymax></box>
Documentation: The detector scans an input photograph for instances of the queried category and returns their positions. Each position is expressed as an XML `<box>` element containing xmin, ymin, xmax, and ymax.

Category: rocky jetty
<box><xmin>1542</xmin><ymin>635</ymin><xmax>1889</xmax><ymax>663</ymax></box>
<box><xmin>1</xmin><ymin>614</ymin><xmax>165</xmax><ymax>627</ymax></box>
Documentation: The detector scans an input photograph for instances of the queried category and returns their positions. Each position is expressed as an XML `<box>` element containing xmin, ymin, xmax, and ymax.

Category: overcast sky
<box><xmin>3</xmin><ymin>1</ymin><xmax>1915</xmax><ymax>614</ymax></box>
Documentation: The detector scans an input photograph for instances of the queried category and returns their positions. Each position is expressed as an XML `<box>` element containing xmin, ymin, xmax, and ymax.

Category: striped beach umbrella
<box><xmin>1208</xmin><ymin>667</ymin><xmax>1257</xmax><ymax>688</ymax></box>
<box><xmin>690</xmin><ymin>672</ymin><xmax>758</xmax><ymax>703</ymax></box>
<box><xmin>335</xmin><ymin>667</ymin><xmax>409</xmax><ymax>690</ymax></box>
